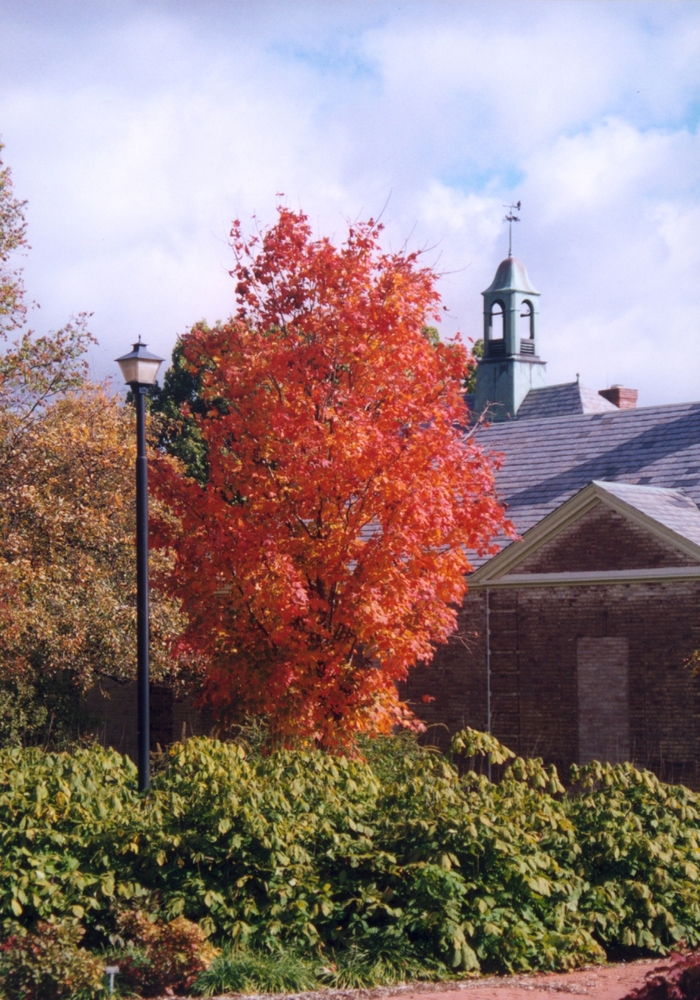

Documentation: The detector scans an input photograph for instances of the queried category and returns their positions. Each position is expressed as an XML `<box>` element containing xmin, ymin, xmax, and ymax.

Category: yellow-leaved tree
<box><xmin>0</xmin><ymin>141</ymin><xmax>187</xmax><ymax>746</ymax></box>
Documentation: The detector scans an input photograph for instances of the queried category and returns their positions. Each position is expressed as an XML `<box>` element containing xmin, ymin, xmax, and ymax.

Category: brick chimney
<box><xmin>598</xmin><ymin>385</ymin><xmax>638</xmax><ymax>409</ymax></box>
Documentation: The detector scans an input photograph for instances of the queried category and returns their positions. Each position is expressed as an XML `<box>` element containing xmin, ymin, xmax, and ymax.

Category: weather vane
<box><xmin>503</xmin><ymin>201</ymin><xmax>521</xmax><ymax>257</ymax></box>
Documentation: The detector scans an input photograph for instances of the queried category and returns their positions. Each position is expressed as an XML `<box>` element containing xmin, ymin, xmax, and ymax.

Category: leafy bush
<box><xmin>0</xmin><ymin>744</ymin><xmax>144</xmax><ymax>934</ymax></box>
<box><xmin>623</xmin><ymin>950</ymin><xmax>700</xmax><ymax>1000</ymax></box>
<box><xmin>2</xmin><ymin>732</ymin><xmax>700</xmax><ymax>984</ymax></box>
<box><xmin>111</xmin><ymin>911</ymin><xmax>219</xmax><ymax>997</ymax></box>
<box><xmin>0</xmin><ymin>920</ymin><xmax>105</xmax><ymax>1000</ymax></box>
<box><xmin>566</xmin><ymin>761</ymin><xmax>700</xmax><ymax>955</ymax></box>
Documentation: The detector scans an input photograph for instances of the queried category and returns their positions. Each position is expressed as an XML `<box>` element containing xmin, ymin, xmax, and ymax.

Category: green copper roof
<box><xmin>483</xmin><ymin>256</ymin><xmax>539</xmax><ymax>295</ymax></box>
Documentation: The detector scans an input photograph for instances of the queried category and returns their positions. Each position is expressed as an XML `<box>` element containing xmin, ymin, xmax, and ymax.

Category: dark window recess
<box><xmin>520</xmin><ymin>300</ymin><xmax>534</xmax><ymax>339</ymax></box>
<box><xmin>488</xmin><ymin>340</ymin><xmax>507</xmax><ymax>357</ymax></box>
<box><xmin>520</xmin><ymin>340</ymin><xmax>535</xmax><ymax>355</ymax></box>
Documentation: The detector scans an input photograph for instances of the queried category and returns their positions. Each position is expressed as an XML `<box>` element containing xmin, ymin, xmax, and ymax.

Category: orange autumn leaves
<box><xmin>152</xmin><ymin>209</ymin><xmax>508</xmax><ymax>747</ymax></box>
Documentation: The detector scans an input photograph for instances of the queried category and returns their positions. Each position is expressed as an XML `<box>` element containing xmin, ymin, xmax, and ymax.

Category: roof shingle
<box><xmin>473</xmin><ymin>400</ymin><xmax>700</xmax><ymax>564</ymax></box>
<box><xmin>591</xmin><ymin>480</ymin><xmax>700</xmax><ymax>548</ymax></box>
<box><xmin>516</xmin><ymin>381</ymin><xmax>618</xmax><ymax>420</ymax></box>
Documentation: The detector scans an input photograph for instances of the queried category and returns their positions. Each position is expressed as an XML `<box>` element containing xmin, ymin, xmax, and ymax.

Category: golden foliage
<box><xmin>0</xmin><ymin>384</ymin><xmax>188</xmax><ymax>703</ymax></box>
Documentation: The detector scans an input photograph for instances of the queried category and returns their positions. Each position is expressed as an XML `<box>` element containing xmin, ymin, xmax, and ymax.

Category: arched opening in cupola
<box><xmin>519</xmin><ymin>300</ymin><xmax>535</xmax><ymax>355</ymax></box>
<box><xmin>489</xmin><ymin>301</ymin><xmax>505</xmax><ymax>341</ymax></box>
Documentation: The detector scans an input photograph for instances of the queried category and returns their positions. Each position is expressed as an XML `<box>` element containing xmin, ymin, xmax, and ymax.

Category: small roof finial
<box><xmin>503</xmin><ymin>201</ymin><xmax>521</xmax><ymax>257</ymax></box>
<box><xmin>576</xmin><ymin>372</ymin><xmax>580</xmax><ymax>383</ymax></box>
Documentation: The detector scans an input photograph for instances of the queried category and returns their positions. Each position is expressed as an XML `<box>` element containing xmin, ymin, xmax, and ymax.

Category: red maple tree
<box><xmin>153</xmin><ymin>208</ymin><xmax>507</xmax><ymax>747</ymax></box>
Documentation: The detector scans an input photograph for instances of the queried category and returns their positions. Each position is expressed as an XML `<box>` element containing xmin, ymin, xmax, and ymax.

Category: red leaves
<box><xmin>623</xmin><ymin>952</ymin><xmax>700</xmax><ymax>1000</ymax></box>
<box><xmin>153</xmin><ymin>208</ymin><xmax>508</xmax><ymax>748</ymax></box>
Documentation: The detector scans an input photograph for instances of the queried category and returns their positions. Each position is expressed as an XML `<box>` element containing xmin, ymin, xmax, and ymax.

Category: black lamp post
<box><xmin>115</xmin><ymin>341</ymin><xmax>164</xmax><ymax>792</ymax></box>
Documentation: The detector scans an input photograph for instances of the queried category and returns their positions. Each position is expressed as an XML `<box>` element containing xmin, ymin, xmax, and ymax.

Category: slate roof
<box><xmin>473</xmin><ymin>400</ymin><xmax>700</xmax><ymax>566</ymax></box>
<box><xmin>516</xmin><ymin>382</ymin><xmax>618</xmax><ymax>420</ymax></box>
<box><xmin>591</xmin><ymin>480</ymin><xmax>700</xmax><ymax>549</ymax></box>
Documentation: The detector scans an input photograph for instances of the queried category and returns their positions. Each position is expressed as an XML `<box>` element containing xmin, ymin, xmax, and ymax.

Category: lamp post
<box><xmin>115</xmin><ymin>341</ymin><xmax>164</xmax><ymax>792</ymax></box>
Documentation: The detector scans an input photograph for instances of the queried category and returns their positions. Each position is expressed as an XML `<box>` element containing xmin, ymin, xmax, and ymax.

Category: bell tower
<box><xmin>474</xmin><ymin>255</ymin><xmax>546</xmax><ymax>419</ymax></box>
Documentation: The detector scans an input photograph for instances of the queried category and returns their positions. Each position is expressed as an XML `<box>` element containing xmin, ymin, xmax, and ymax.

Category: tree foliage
<box><xmin>0</xmin><ymin>140</ymin><xmax>28</xmax><ymax>338</ymax></box>
<box><xmin>0</xmin><ymin>141</ymin><xmax>187</xmax><ymax>746</ymax></box>
<box><xmin>464</xmin><ymin>337</ymin><xmax>484</xmax><ymax>395</ymax></box>
<box><xmin>0</xmin><ymin>388</ymin><xmax>186</xmax><ymax>712</ymax></box>
<box><xmin>152</xmin><ymin>208</ymin><xmax>506</xmax><ymax>746</ymax></box>
<box><xmin>149</xmin><ymin>337</ymin><xmax>210</xmax><ymax>484</ymax></box>
<box><xmin>0</xmin><ymin>141</ymin><xmax>93</xmax><ymax>450</ymax></box>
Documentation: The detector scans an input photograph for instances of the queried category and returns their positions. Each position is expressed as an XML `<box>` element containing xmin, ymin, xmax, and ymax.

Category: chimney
<box><xmin>598</xmin><ymin>385</ymin><xmax>638</xmax><ymax>410</ymax></box>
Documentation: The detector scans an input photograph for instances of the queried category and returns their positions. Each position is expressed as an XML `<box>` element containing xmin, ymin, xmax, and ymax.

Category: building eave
<box><xmin>470</xmin><ymin>565</ymin><xmax>700</xmax><ymax>589</ymax></box>
<box><xmin>469</xmin><ymin>480</ymin><xmax>700</xmax><ymax>587</ymax></box>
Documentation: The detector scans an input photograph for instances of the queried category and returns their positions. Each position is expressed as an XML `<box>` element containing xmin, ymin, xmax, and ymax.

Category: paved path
<box><xmin>384</xmin><ymin>960</ymin><xmax>660</xmax><ymax>1000</ymax></box>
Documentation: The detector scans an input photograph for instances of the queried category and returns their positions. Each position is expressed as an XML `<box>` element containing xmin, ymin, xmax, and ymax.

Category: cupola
<box><xmin>474</xmin><ymin>255</ymin><xmax>547</xmax><ymax>419</ymax></box>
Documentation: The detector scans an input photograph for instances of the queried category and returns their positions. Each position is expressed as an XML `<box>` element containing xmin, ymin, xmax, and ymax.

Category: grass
<box><xmin>192</xmin><ymin>947</ymin><xmax>318</xmax><ymax>996</ymax></box>
<box><xmin>192</xmin><ymin>944</ymin><xmax>452</xmax><ymax>996</ymax></box>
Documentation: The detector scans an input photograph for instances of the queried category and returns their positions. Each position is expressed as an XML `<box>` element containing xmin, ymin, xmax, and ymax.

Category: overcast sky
<box><xmin>1</xmin><ymin>0</ymin><xmax>699</xmax><ymax>405</ymax></box>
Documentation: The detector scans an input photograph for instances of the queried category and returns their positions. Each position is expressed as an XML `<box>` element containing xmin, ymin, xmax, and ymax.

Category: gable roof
<box><xmin>516</xmin><ymin>382</ymin><xmax>618</xmax><ymax>420</ymax></box>
<box><xmin>472</xmin><ymin>400</ymin><xmax>700</xmax><ymax>568</ymax></box>
<box><xmin>471</xmin><ymin>479</ymin><xmax>700</xmax><ymax>587</ymax></box>
<box><xmin>593</xmin><ymin>480</ymin><xmax>700</xmax><ymax>547</ymax></box>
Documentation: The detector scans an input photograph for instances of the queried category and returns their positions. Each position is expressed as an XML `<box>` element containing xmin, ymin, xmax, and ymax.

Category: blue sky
<box><xmin>1</xmin><ymin>0</ymin><xmax>699</xmax><ymax>405</ymax></box>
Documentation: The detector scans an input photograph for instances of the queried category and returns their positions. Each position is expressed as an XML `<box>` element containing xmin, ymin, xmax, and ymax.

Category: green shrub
<box><xmin>0</xmin><ymin>744</ymin><xmax>143</xmax><ymax>935</ymax></box>
<box><xmin>567</xmin><ymin>760</ymin><xmax>700</xmax><ymax>954</ymax></box>
<box><xmin>1</xmin><ymin>732</ymin><xmax>700</xmax><ymax>983</ymax></box>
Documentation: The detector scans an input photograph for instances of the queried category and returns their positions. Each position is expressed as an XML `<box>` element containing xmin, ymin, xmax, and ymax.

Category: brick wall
<box><xmin>576</xmin><ymin>636</ymin><xmax>629</xmax><ymax>764</ymax></box>
<box><xmin>400</xmin><ymin>588</ymin><xmax>489</xmax><ymax>752</ymax></box>
<box><xmin>84</xmin><ymin>680</ymin><xmax>214</xmax><ymax>761</ymax></box>
<box><xmin>517</xmin><ymin>504</ymin><xmax>697</xmax><ymax>573</ymax></box>
<box><xmin>405</xmin><ymin>510</ymin><xmax>700</xmax><ymax>786</ymax></box>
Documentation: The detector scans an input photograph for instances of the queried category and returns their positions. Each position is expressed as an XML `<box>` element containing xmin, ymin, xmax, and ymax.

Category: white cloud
<box><xmin>531</xmin><ymin>119</ymin><xmax>697</xmax><ymax>217</ymax></box>
<box><xmin>517</xmin><ymin>118</ymin><xmax>700</xmax><ymax>402</ymax></box>
<box><xmin>0</xmin><ymin>0</ymin><xmax>698</xmax><ymax>405</ymax></box>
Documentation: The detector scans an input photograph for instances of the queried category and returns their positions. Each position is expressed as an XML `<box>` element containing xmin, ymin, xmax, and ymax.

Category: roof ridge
<box><xmin>592</xmin><ymin>479</ymin><xmax>693</xmax><ymax>496</ymax></box>
<box><xmin>494</xmin><ymin>399</ymin><xmax>700</xmax><ymax>429</ymax></box>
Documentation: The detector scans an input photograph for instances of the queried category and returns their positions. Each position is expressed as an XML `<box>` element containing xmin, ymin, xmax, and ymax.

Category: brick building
<box><xmin>92</xmin><ymin>253</ymin><xmax>700</xmax><ymax>782</ymax></box>
<box><xmin>404</xmin><ymin>254</ymin><xmax>700</xmax><ymax>785</ymax></box>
